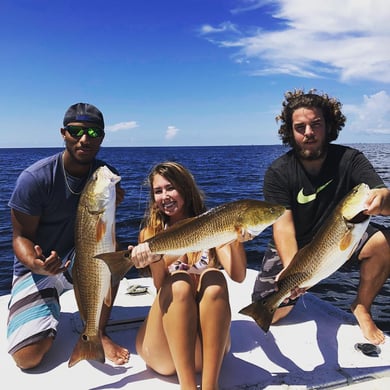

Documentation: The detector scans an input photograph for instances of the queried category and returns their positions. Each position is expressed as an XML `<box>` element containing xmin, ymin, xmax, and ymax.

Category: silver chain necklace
<box><xmin>62</xmin><ymin>153</ymin><xmax>91</xmax><ymax>195</ymax></box>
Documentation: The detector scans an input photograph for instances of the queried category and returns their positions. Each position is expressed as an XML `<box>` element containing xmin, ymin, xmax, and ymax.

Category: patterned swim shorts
<box><xmin>7</xmin><ymin>249</ymin><xmax>74</xmax><ymax>355</ymax></box>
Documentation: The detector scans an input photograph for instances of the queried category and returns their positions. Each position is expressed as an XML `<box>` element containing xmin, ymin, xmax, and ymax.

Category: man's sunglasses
<box><xmin>64</xmin><ymin>125</ymin><xmax>105</xmax><ymax>139</ymax></box>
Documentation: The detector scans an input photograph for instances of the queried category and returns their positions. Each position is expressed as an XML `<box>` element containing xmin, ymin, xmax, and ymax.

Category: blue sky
<box><xmin>1</xmin><ymin>0</ymin><xmax>389</xmax><ymax>147</ymax></box>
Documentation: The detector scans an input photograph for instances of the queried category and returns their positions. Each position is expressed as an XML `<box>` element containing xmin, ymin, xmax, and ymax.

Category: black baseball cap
<box><xmin>63</xmin><ymin>103</ymin><xmax>105</xmax><ymax>129</ymax></box>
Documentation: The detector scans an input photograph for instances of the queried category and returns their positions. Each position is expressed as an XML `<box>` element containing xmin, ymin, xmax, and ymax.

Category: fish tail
<box><xmin>239</xmin><ymin>299</ymin><xmax>275</xmax><ymax>333</ymax></box>
<box><xmin>94</xmin><ymin>251</ymin><xmax>134</xmax><ymax>286</ymax></box>
<box><xmin>68</xmin><ymin>334</ymin><xmax>105</xmax><ymax>367</ymax></box>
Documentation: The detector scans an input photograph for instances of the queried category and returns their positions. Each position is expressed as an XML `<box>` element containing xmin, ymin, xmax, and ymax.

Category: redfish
<box><xmin>95</xmin><ymin>199</ymin><xmax>286</xmax><ymax>261</ymax></box>
<box><xmin>68</xmin><ymin>166</ymin><xmax>133</xmax><ymax>368</ymax></box>
<box><xmin>239</xmin><ymin>183</ymin><xmax>371</xmax><ymax>333</ymax></box>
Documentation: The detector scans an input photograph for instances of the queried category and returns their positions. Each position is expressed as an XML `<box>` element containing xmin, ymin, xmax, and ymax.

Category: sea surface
<box><xmin>1</xmin><ymin>144</ymin><xmax>389</xmax><ymax>331</ymax></box>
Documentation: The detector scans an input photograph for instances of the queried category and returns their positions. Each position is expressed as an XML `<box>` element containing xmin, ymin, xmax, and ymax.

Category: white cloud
<box><xmin>106</xmin><ymin>121</ymin><xmax>138</xmax><ymax>132</ymax></box>
<box><xmin>165</xmin><ymin>126</ymin><xmax>179</xmax><ymax>140</ymax></box>
<box><xmin>343</xmin><ymin>91</ymin><xmax>390</xmax><ymax>134</ymax></box>
<box><xmin>200</xmin><ymin>0</ymin><xmax>390</xmax><ymax>83</ymax></box>
<box><xmin>230</xmin><ymin>0</ymin><xmax>272</xmax><ymax>15</ymax></box>
<box><xmin>199</xmin><ymin>22</ymin><xmax>239</xmax><ymax>35</ymax></box>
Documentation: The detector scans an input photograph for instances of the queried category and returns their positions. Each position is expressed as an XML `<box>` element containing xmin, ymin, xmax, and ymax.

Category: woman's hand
<box><xmin>130</xmin><ymin>243</ymin><xmax>162</xmax><ymax>268</ymax></box>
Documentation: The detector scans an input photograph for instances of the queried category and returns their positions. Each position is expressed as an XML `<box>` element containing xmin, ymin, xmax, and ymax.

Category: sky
<box><xmin>0</xmin><ymin>0</ymin><xmax>389</xmax><ymax>147</ymax></box>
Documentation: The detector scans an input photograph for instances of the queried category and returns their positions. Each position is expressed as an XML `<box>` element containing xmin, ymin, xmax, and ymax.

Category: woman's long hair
<box><xmin>140</xmin><ymin>161</ymin><xmax>217</xmax><ymax>267</ymax></box>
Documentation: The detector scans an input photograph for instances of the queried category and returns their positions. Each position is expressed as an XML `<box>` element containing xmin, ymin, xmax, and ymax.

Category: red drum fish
<box><xmin>69</xmin><ymin>166</ymin><xmax>133</xmax><ymax>368</ymax></box>
<box><xmin>239</xmin><ymin>183</ymin><xmax>371</xmax><ymax>333</ymax></box>
<box><xmin>95</xmin><ymin>199</ymin><xmax>286</xmax><ymax>261</ymax></box>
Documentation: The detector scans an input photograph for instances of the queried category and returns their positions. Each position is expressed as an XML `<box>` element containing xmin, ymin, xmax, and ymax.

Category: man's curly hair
<box><xmin>276</xmin><ymin>89</ymin><xmax>346</xmax><ymax>147</ymax></box>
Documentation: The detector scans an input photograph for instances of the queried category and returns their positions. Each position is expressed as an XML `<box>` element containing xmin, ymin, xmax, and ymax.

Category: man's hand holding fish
<box><xmin>249</xmin><ymin>89</ymin><xmax>390</xmax><ymax>345</ymax></box>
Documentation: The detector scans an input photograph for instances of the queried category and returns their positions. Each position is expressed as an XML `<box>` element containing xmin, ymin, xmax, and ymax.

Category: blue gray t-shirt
<box><xmin>8</xmin><ymin>152</ymin><xmax>118</xmax><ymax>276</ymax></box>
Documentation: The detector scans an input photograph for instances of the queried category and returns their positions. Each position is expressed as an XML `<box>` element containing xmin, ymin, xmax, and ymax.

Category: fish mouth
<box><xmin>348</xmin><ymin>210</ymin><xmax>370</xmax><ymax>224</ymax></box>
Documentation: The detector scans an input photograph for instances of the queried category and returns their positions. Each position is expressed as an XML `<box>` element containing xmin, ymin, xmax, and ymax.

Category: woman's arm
<box><xmin>216</xmin><ymin>240</ymin><xmax>247</xmax><ymax>283</ymax></box>
<box><xmin>132</xmin><ymin>228</ymin><xmax>168</xmax><ymax>290</ymax></box>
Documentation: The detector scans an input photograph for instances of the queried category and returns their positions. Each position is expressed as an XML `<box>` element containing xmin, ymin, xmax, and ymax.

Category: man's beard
<box><xmin>293</xmin><ymin>139</ymin><xmax>328</xmax><ymax>161</ymax></box>
<box><xmin>66</xmin><ymin>143</ymin><xmax>97</xmax><ymax>165</ymax></box>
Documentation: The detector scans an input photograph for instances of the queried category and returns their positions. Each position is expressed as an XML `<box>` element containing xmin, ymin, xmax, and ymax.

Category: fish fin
<box><xmin>96</xmin><ymin>217</ymin><xmax>107</xmax><ymax>242</ymax></box>
<box><xmin>104</xmin><ymin>285</ymin><xmax>113</xmax><ymax>307</ymax></box>
<box><xmin>340</xmin><ymin>230</ymin><xmax>352</xmax><ymax>251</ymax></box>
<box><xmin>239</xmin><ymin>299</ymin><xmax>275</xmax><ymax>333</ymax></box>
<box><xmin>94</xmin><ymin>250</ymin><xmax>134</xmax><ymax>285</ymax></box>
<box><xmin>68</xmin><ymin>334</ymin><xmax>105</xmax><ymax>367</ymax></box>
<box><xmin>109</xmin><ymin>257</ymin><xmax>134</xmax><ymax>286</ymax></box>
<box><xmin>94</xmin><ymin>249</ymin><xmax>130</xmax><ymax>261</ymax></box>
<box><xmin>111</xmin><ymin>223</ymin><xmax>116</xmax><ymax>246</ymax></box>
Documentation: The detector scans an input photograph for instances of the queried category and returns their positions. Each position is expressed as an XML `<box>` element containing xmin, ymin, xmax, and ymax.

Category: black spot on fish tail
<box><xmin>68</xmin><ymin>334</ymin><xmax>105</xmax><ymax>368</ymax></box>
<box><xmin>239</xmin><ymin>299</ymin><xmax>275</xmax><ymax>333</ymax></box>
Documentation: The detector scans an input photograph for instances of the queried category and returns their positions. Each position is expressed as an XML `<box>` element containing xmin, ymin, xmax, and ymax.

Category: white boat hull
<box><xmin>1</xmin><ymin>269</ymin><xmax>389</xmax><ymax>389</ymax></box>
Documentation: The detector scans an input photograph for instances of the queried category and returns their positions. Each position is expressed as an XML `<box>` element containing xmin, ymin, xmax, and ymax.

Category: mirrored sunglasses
<box><xmin>64</xmin><ymin>125</ymin><xmax>105</xmax><ymax>138</ymax></box>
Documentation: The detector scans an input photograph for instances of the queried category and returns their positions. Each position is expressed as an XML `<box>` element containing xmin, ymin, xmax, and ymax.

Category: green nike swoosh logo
<box><xmin>297</xmin><ymin>179</ymin><xmax>333</xmax><ymax>204</ymax></box>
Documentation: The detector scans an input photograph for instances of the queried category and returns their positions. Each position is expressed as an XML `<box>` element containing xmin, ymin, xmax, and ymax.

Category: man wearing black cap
<box><xmin>7</xmin><ymin>103</ymin><xmax>129</xmax><ymax>369</ymax></box>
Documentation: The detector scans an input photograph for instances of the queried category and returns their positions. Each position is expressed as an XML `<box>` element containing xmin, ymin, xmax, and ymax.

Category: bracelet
<box><xmin>152</xmin><ymin>254</ymin><xmax>164</xmax><ymax>263</ymax></box>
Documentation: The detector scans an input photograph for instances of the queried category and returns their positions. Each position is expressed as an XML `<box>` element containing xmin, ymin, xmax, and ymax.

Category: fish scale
<box><xmin>73</xmin><ymin>202</ymin><xmax>113</xmax><ymax>335</ymax></box>
<box><xmin>147</xmin><ymin>199</ymin><xmax>286</xmax><ymax>255</ymax></box>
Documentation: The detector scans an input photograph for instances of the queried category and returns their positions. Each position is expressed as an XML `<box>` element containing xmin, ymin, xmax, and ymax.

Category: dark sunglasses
<box><xmin>64</xmin><ymin>125</ymin><xmax>105</xmax><ymax>138</ymax></box>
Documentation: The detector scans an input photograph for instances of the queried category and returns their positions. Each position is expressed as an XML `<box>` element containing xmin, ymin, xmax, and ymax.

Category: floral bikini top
<box><xmin>167</xmin><ymin>250</ymin><xmax>210</xmax><ymax>275</ymax></box>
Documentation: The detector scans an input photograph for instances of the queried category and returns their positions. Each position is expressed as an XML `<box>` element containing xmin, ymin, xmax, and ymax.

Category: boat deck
<box><xmin>1</xmin><ymin>269</ymin><xmax>389</xmax><ymax>389</ymax></box>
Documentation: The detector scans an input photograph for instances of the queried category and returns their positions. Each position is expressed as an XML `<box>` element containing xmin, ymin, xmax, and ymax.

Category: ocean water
<box><xmin>1</xmin><ymin>144</ymin><xmax>389</xmax><ymax>331</ymax></box>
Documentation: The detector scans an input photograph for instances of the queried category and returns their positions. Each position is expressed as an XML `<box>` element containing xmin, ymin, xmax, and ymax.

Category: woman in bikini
<box><xmin>130</xmin><ymin>161</ymin><xmax>248</xmax><ymax>390</ymax></box>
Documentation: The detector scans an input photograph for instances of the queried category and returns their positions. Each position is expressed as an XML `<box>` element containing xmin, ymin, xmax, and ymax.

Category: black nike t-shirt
<box><xmin>264</xmin><ymin>144</ymin><xmax>385</xmax><ymax>248</ymax></box>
